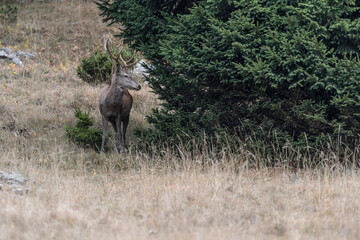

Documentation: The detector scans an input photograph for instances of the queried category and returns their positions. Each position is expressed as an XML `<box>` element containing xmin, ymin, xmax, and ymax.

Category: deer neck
<box><xmin>108</xmin><ymin>81</ymin><xmax>124</xmax><ymax>103</ymax></box>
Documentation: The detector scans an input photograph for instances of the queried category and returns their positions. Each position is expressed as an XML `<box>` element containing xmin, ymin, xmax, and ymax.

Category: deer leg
<box><xmin>116</xmin><ymin>115</ymin><xmax>124</xmax><ymax>153</ymax></box>
<box><xmin>110</xmin><ymin>120</ymin><xmax>117</xmax><ymax>148</ymax></box>
<box><xmin>110</xmin><ymin>120</ymin><xmax>122</xmax><ymax>153</ymax></box>
<box><xmin>122</xmin><ymin>117</ymin><xmax>129</xmax><ymax>149</ymax></box>
<box><xmin>100</xmin><ymin>116</ymin><xmax>108</xmax><ymax>154</ymax></box>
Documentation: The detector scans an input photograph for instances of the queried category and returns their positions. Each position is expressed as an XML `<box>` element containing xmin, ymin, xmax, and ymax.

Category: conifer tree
<box><xmin>97</xmin><ymin>0</ymin><xmax>360</xmax><ymax>146</ymax></box>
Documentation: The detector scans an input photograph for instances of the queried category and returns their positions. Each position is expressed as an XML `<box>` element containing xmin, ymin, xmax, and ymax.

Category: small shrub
<box><xmin>65</xmin><ymin>109</ymin><xmax>103</xmax><ymax>151</ymax></box>
<box><xmin>0</xmin><ymin>5</ymin><xmax>18</xmax><ymax>24</ymax></box>
<box><xmin>77</xmin><ymin>44</ymin><xmax>141</xmax><ymax>84</ymax></box>
<box><xmin>76</xmin><ymin>51</ymin><xmax>112</xmax><ymax>84</ymax></box>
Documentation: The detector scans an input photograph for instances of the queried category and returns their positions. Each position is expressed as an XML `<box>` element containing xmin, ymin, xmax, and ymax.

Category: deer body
<box><xmin>99</xmin><ymin>39</ymin><xmax>140</xmax><ymax>153</ymax></box>
<box><xmin>99</xmin><ymin>83</ymin><xmax>133</xmax><ymax>123</ymax></box>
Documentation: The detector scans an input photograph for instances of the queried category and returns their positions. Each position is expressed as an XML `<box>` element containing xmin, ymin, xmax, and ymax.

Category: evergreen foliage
<box><xmin>97</xmin><ymin>0</ymin><xmax>360</xmax><ymax>146</ymax></box>
<box><xmin>77</xmin><ymin>51</ymin><xmax>112</xmax><ymax>84</ymax></box>
<box><xmin>77</xmin><ymin>44</ymin><xmax>142</xmax><ymax>84</ymax></box>
<box><xmin>0</xmin><ymin>5</ymin><xmax>18</xmax><ymax>24</ymax></box>
<box><xmin>65</xmin><ymin>109</ymin><xmax>103</xmax><ymax>151</ymax></box>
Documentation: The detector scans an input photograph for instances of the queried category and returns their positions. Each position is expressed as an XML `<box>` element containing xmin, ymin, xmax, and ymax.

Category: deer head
<box><xmin>112</xmin><ymin>65</ymin><xmax>141</xmax><ymax>91</ymax></box>
<box><xmin>106</xmin><ymin>38</ymin><xmax>141</xmax><ymax>91</ymax></box>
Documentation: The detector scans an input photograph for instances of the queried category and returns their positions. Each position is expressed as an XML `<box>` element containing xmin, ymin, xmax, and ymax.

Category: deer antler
<box><xmin>105</xmin><ymin>38</ymin><xmax>121</xmax><ymax>66</ymax></box>
<box><xmin>118</xmin><ymin>41</ymin><xmax>138</xmax><ymax>69</ymax></box>
<box><xmin>118</xmin><ymin>51</ymin><xmax>138</xmax><ymax>69</ymax></box>
<box><xmin>105</xmin><ymin>36</ymin><xmax>138</xmax><ymax>69</ymax></box>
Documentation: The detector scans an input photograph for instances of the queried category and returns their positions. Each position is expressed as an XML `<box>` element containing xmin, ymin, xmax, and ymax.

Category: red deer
<box><xmin>99</xmin><ymin>39</ymin><xmax>141</xmax><ymax>153</ymax></box>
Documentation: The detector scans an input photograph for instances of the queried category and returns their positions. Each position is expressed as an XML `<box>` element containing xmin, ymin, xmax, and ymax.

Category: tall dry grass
<box><xmin>1</xmin><ymin>1</ymin><xmax>360</xmax><ymax>239</ymax></box>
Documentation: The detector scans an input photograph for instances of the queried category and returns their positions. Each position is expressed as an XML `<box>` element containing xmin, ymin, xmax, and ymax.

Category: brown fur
<box><xmin>99</xmin><ymin>66</ymin><xmax>140</xmax><ymax>153</ymax></box>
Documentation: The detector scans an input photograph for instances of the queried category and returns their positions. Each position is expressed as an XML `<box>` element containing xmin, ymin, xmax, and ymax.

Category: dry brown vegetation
<box><xmin>1</xmin><ymin>1</ymin><xmax>360</xmax><ymax>239</ymax></box>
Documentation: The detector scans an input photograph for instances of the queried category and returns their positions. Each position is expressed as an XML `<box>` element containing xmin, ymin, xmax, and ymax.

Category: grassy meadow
<box><xmin>1</xmin><ymin>1</ymin><xmax>360</xmax><ymax>239</ymax></box>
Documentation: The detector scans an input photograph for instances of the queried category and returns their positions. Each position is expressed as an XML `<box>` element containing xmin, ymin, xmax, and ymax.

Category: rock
<box><xmin>0</xmin><ymin>171</ymin><xmax>26</xmax><ymax>185</ymax></box>
<box><xmin>0</xmin><ymin>47</ymin><xmax>13</xmax><ymax>54</ymax></box>
<box><xmin>13</xmin><ymin>187</ymin><xmax>29</xmax><ymax>195</ymax></box>
<box><xmin>0</xmin><ymin>171</ymin><xmax>29</xmax><ymax>195</ymax></box>
<box><xmin>17</xmin><ymin>51</ymin><xmax>36</xmax><ymax>58</ymax></box>
<box><xmin>12</xmin><ymin>57</ymin><xmax>23</xmax><ymax>66</ymax></box>
<box><xmin>0</xmin><ymin>50</ymin><xmax>7</xmax><ymax>57</ymax></box>
<box><xmin>7</xmin><ymin>53</ymin><xmax>16</xmax><ymax>59</ymax></box>
<box><xmin>0</xmin><ymin>47</ymin><xmax>35</xmax><ymax>66</ymax></box>
<box><xmin>132</xmin><ymin>60</ymin><xmax>149</xmax><ymax>76</ymax></box>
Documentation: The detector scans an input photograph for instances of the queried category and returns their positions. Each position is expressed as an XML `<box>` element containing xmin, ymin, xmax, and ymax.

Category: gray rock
<box><xmin>0</xmin><ymin>171</ymin><xmax>26</xmax><ymax>185</ymax></box>
<box><xmin>7</xmin><ymin>53</ymin><xmax>16</xmax><ymax>59</ymax></box>
<box><xmin>13</xmin><ymin>187</ymin><xmax>29</xmax><ymax>195</ymax></box>
<box><xmin>12</xmin><ymin>57</ymin><xmax>23</xmax><ymax>66</ymax></box>
<box><xmin>17</xmin><ymin>51</ymin><xmax>36</xmax><ymax>58</ymax></box>
<box><xmin>132</xmin><ymin>60</ymin><xmax>149</xmax><ymax>76</ymax></box>
<box><xmin>0</xmin><ymin>47</ymin><xmax>35</xmax><ymax>66</ymax></box>
<box><xmin>0</xmin><ymin>172</ymin><xmax>29</xmax><ymax>195</ymax></box>
<box><xmin>0</xmin><ymin>47</ymin><xmax>13</xmax><ymax>54</ymax></box>
<box><xmin>0</xmin><ymin>50</ymin><xmax>7</xmax><ymax>57</ymax></box>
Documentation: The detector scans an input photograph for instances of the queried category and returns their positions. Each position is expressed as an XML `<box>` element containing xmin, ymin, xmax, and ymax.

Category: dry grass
<box><xmin>1</xmin><ymin>1</ymin><xmax>360</xmax><ymax>239</ymax></box>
